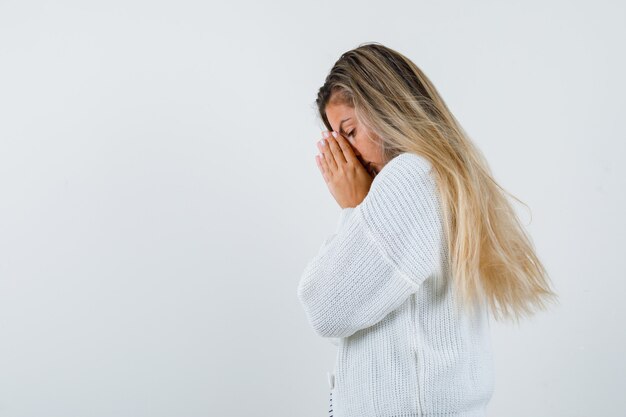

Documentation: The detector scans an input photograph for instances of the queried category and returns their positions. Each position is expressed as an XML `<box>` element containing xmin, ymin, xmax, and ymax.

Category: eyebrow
<box><xmin>338</xmin><ymin>118</ymin><xmax>352</xmax><ymax>134</ymax></box>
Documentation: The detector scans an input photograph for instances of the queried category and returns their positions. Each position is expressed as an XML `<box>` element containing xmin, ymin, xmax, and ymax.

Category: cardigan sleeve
<box><xmin>318</xmin><ymin>207</ymin><xmax>357</xmax><ymax>347</ymax></box>
<box><xmin>296</xmin><ymin>154</ymin><xmax>443</xmax><ymax>338</ymax></box>
<box><xmin>317</xmin><ymin>207</ymin><xmax>357</xmax><ymax>253</ymax></box>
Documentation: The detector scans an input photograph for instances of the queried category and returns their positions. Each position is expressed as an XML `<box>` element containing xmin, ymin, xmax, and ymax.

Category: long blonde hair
<box><xmin>315</xmin><ymin>42</ymin><xmax>558</xmax><ymax>323</ymax></box>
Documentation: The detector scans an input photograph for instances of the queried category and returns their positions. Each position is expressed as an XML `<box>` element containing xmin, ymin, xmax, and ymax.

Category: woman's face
<box><xmin>324</xmin><ymin>100</ymin><xmax>386</xmax><ymax>175</ymax></box>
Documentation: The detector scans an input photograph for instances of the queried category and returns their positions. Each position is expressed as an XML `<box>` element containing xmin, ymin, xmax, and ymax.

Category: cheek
<box><xmin>359</xmin><ymin>143</ymin><xmax>377</xmax><ymax>159</ymax></box>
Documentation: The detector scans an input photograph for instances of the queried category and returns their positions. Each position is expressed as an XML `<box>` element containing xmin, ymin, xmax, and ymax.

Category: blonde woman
<box><xmin>296</xmin><ymin>43</ymin><xmax>558</xmax><ymax>417</ymax></box>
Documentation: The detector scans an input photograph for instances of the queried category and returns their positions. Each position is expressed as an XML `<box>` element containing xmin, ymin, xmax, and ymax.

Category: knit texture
<box><xmin>297</xmin><ymin>152</ymin><xmax>494</xmax><ymax>417</ymax></box>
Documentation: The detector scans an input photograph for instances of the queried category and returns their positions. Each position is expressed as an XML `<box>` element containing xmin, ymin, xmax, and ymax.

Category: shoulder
<box><xmin>369</xmin><ymin>152</ymin><xmax>436</xmax><ymax>197</ymax></box>
<box><xmin>356</xmin><ymin>152</ymin><xmax>444</xmax><ymax>281</ymax></box>
<box><xmin>358</xmin><ymin>152</ymin><xmax>440</xmax><ymax>220</ymax></box>
<box><xmin>381</xmin><ymin>152</ymin><xmax>433</xmax><ymax>177</ymax></box>
<box><xmin>384</xmin><ymin>151</ymin><xmax>433</xmax><ymax>173</ymax></box>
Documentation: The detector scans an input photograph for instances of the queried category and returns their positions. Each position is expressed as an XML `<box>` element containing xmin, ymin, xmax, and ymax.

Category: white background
<box><xmin>1</xmin><ymin>1</ymin><xmax>624</xmax><ymax>416</ymax></box>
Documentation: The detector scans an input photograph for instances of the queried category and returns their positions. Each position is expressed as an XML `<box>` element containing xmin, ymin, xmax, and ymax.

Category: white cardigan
<box><xmin>297</xmin><ymin>152</ymin><xmax>494</xmax><ymax>417</ymax></box>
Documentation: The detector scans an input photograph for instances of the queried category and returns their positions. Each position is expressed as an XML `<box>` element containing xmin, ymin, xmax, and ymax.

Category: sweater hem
<box><xmin>384</xmin><ymin>406</ymin><xmax>487</xmax><ymax>417</ymax></box>
<box><xmin>336</xmin><ymin>404</ymin><xmax>488</xmax><ymax>417</ymax></box>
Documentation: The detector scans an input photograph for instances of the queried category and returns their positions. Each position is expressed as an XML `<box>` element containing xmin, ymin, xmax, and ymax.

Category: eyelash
<box><xmin>346</xmin><ymin>130</ymin><xmax>355</xmax><ymax>139</ymax></box>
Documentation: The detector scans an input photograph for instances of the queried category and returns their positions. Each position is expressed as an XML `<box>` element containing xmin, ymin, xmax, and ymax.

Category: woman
<box><xmin>296</xmin><ymin>43</ymin><xmax>559</xmax><ymax>417</ymax></box>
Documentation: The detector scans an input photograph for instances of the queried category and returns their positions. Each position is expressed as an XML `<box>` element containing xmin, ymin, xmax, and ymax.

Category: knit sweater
<box><xmin>297</xmin><ymin>152</ymin><xmax>494</xmax><ymax>417</ymax></box>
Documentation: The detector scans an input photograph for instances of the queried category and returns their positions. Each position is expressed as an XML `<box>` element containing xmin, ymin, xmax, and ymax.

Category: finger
<box><xmin>319</xmin><ymin>135</ymin><xmax>337</xmax><ymax>172</ymax></box>
<box><xmin>317</xmin><ymin>152</ymin><xmax>330</xmax><ymax>182</ymax></box>
<box><xmin>315</xmin><ymin>154</ymin><xmax>326</xmax><ymax>182</ymax></box>
<box><xmin>332</xmin><ymin>132</ymin><xmax>359</xmax><ymax>166</ymax></box>
<box><xmin>327</xmin><ymin>132</ymin><xmax>348</xmax><ymax>165</ymax></box>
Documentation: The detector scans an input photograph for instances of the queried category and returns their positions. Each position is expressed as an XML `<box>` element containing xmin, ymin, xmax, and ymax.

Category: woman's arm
<box><xmin>317</xmin><ymin>207</ymin><xmax>357</xmax><ymax>347</ymax></box>
<box><xmin>317</xmin><ymin>207</ymin><xmax>357</xmax><ymax>254</ymax></box>
<box><xmin>297</xmin><ymin>154</ymin><xmax>442</xmax><ymax>339</ymax></box>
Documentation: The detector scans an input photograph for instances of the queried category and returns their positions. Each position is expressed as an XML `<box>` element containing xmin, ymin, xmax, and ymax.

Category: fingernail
<box><xmin>322</xmin><ymin>131</ymin><xmax>330</xmax><ymax>138</ymax></box>
<box><xmin>331</xmin><ymin>131</ymin><xmax>337</xmax><ymax>138</ymax></box>
<box><xmin>319</xmin><ymin>139</ymin><xmax>325</xmax><ymax>146</ymax></box>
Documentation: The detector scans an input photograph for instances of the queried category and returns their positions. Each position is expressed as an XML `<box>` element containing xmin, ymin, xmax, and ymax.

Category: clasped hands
<box><xmin>315</xmin><ymin>130</ymin><xmax>375</xmax><ymax>209</ymax></box>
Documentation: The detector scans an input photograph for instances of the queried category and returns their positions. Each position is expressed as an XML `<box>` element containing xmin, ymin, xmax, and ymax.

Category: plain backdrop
<box><xmin>1</xmin><ymin>1</ymin><xmax>624</xmax><ymax>416</ymax></box>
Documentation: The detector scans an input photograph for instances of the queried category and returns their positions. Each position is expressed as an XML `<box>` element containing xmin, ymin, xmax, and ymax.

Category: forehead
<box><xmin>325</xmin><ymin>101</ymin><xmax>355</xmax><ymax>130</ymax></box>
